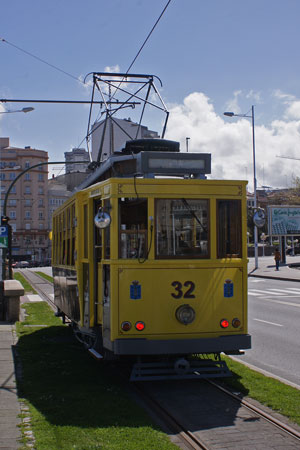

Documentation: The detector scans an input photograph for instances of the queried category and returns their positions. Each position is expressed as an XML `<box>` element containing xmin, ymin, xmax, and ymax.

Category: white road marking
<box><xmin>267</xmin><ymin>288</ymin><xmax>299</xmax><ymax>294</ymax></box>
<box><xmin>253</xmin><ymin>318</ymin><xmax>283</xmax><ymax>327</ymax></box>
<box><xmin>281</xmin><ymin>287</ymin><xmax>300</xmax><ymax>292</ymax></box>
<box><xmin>250</xmin><ymin>289</ymin><xmax>284</xmax><ymax>296</ymax></box>
<box><xmin>262</xmin><ymin>298</ymin><xmax>300</xmax><ymax>308</ymax></box>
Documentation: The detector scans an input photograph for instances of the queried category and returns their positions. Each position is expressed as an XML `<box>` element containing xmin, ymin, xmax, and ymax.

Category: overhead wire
<box><xmin>126</xmin><ymin>0</ymin><xmax>172</xmax><ymax>75</ymax></box>
<box><xmin>0</xmin><ymin>37</ymin><xmax>85</xmax><ymax>85</ymax></box>
<box><xmin>110</xmin><ymin>0</ymin><xmax>173</xmax><ymax>100</ymax></box>
<box><xmin>1</xmin><ymin>0</ymin><xmax>173</xmax><ymax>152</ymax></box>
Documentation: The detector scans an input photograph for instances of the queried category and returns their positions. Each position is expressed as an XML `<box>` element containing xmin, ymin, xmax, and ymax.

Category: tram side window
<box><xmin>119</xmin><ymin>198</ymin><xmax>148</xmax><ymax>259</ymax></box>
<box><xmin>155</xmin><ymin>199</ymin><xmax>209</xmax><ymax>258</ymax></box>
<box><xmin>83</xmin><ymin>204</ymin><xmax>88</xmax><ymax>259</ymax></box>
<box><xmin>217</xmin><ymin>200</ymin><xmax>242</xmax><ymax>258</ymax></box>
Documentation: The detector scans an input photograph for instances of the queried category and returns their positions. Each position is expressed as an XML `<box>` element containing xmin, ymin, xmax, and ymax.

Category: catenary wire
<box><xmin>126</xmin><ymin>0</ymin><xmax>172</xmax><ymax>75</ymax></box>
<box><xmin>111</xmin><ymin>0</ymin><xmax>173</xmax><ymax>100</ymax></box>
<box><xmin>1</xmin><ymin>1</ymin><xmax>173</xmax><ymax>151</ymax></box>
<box><xmin>0</xmin><ymin>37</ymin><xmax>85</xmax><ymax>85</ymax></box>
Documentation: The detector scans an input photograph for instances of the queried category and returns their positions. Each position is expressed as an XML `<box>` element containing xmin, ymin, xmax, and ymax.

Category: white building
<box><xmin>64</xmin><ymin>148</ymin><xmax>90</xmax><ymax>173</ymax></box>
<box><xmin>91</xmin><ymin>118</ymin><xmax>159</xmax><ymax>162</ymax></box>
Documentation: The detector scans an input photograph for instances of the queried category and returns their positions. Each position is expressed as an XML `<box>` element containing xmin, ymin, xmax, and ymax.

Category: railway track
<box><xmin>17</xmin><ymin>268</ymin><xmax>56</xmax><ymax>310</ymax></box>
<box><xmin>132</xmin><ymin>378</ymin><xmax>300</xmax><ymax>450</ymax></box>
<box><xmin>20</xmin><ymin>269</ymin><xmax>300</xmax><ymax>449</ymax></box>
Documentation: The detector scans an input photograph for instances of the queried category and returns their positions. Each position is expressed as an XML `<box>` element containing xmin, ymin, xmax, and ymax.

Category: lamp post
<box><xmin>224</xmin><ymin>105</ymin><xmax>258</xmax><ymax>270</ymax></box>
<box><xmin>1</xmin><ymin>160</ymin><xmax>86</xmax><ymax>279</ymax></box>
<box><xmin>0</xmin><ymin>107</ymin><xmax>35</xmax><ymax>114</ymax></box>
<box><xmin>0</xmin><ymin>106</ymin><xmax>35</xmax><ymax>279</ymax></box>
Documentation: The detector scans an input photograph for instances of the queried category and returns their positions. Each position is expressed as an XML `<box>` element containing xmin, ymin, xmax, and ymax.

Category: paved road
<box><xmin>235</xmin><ymin>277</ymin><xmax>300</xmax><ymax>388</ymax></box>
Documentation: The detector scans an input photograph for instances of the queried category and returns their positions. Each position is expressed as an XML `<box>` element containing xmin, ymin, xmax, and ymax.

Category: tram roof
<box><xmin>75</xmin><ymin>139</ymin><xmax>211</xmax><ymax>191</ymax></box>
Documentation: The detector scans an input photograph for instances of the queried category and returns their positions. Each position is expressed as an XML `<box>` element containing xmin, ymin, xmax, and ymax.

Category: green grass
<box><xmin>35</xmin><ymin>271</ymin><xmax>53</xmax><ymax>283</ymax></box>
<box><xmin>16</xmin><ymin>303</ymin><xmax>300</xmax><ymax>448</ymax></box>
<box><xmin>222</xmin><ymin>356</ymin><xmax>300</xmax><ymax>426</ymax></box>
<box><xmin>13</xmin><ymin>272</ymin><xmax>37</xmax><ymax>294</ymax></box>
<box><xmin>16</xmin><ymin>303</ymin><xmax>178</xmax><ymax>450</ymax></box>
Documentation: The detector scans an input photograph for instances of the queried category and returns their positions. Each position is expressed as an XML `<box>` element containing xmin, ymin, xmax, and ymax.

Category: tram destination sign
<box><xmin>268</xmin><ymin>206</ymin><xmax>300</xmax><ymax>236</ymax></box>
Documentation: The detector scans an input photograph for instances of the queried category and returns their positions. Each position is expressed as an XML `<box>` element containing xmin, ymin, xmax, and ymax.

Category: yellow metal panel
<box><xmin>115</xmin><ymin>267</ymin><xmax>245</xmax><ymax>340</ymax></box>
<box><xmin>117</xmin><ymin>180</ymin><xmax>245</xmax><ymax>197</ymax></box>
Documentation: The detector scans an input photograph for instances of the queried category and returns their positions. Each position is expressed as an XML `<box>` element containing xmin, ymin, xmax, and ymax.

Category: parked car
<box><xmin>15</xmin><ymin>261</ymin><xmax>30</xmax><ymax>268</ymax></box>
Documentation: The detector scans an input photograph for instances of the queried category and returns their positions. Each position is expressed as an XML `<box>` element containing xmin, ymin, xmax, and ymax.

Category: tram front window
<box><xmin>155</xmin><ymin>199</ymin><xmax>209</xmax><ymax>258</ymax></box>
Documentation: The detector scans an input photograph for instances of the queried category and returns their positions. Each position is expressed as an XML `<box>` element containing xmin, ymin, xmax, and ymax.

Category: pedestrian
<box><xmin>274</xmin><ymin>247</ymin><xmax>280</xmax><ymax>271</ymax></box>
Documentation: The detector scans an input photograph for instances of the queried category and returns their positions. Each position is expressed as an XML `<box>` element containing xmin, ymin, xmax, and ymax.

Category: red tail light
<box><xmin>220</xmin><ymin>319</ymin><xmax>229</xmax><ymax>328</ymax></box>
<box><xmin>135</xmin><ymin>321</ymin><xmax>145</xmax><ymax>331</ymax></box>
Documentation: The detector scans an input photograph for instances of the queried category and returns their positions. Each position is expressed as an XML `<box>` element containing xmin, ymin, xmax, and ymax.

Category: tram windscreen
<box><xmin>155</xmin><ymin>199</ymin><xmax>209</xmax><ymax>258</ymax></box>
<box><xmin>217</xmin><ymin>200</ymin><xmax>242</xmax><ymax>258</ymax></box>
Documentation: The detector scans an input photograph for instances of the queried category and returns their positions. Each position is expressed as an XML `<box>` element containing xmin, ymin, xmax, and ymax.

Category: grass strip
<box><xmin>16</xmin><ymin>303</ymin><xmax>178</xmax><ymax>450</ymax></box>
<box><xmin>35</xmin><ymin>271</ymin><xmax>53</xmax><ymax>283</ymax></box>
<box><xmin>222</xmin><ymin>355</ymin><xmax>300</xmax><ymax>426</ymax></box>
<box><xmin>14</xmin><ymin>272</ymin><xmax>37</xmax><ymax>294</ymax></box>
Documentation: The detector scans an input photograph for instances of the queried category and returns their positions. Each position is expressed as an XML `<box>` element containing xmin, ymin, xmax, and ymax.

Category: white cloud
<box><xmin>165</xmin><ymin>91</ymin><xmax>300</xmax><ymax>190</ymax></box>
<box><xmin>272</xmin><ymin>89</ymin><xmax>295</xmax><ymax>101</ymax></box>
<box><xmin>284</xmin><ymin>101</ymin><xmax>300</xmax><ymax>120</ymax></box>
<box><xmin>104</xmin><ymin>65</ymin><xmax>120</xmax><ymax>73</ymax></box>
<box><xmin>246</xmin><ymin>90</ymin><xmax>262</xmax><ymax>104</ymax></box>
<box><xmin>224</xmin><ymin>90</ymin><xmax>242</xmax><ymax>114</ymax></box>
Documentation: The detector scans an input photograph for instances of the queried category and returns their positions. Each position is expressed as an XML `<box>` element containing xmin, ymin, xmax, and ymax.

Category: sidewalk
<box><xmin>0</xmin><ymin>323</ymin><xmax>21</xmax><ymax>449</ymax></box>
<box><xmin>248</xmin><ymin>254</ymin><xmax>300</xmax><ymax>281</ymax></box>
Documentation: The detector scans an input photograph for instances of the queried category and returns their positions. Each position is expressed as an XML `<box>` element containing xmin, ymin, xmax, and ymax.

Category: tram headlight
<box><xmin>175</xmin><ymin>304</ymin><xmax>195</xmax><ymax>325</ymax></box>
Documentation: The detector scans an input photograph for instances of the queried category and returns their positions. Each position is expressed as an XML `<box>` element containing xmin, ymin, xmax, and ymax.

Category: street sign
<box><xmin>0</xmin><ymin>226</ymin><xmax>8</xmax><ymax>249</ymax></box>
<box><xmin>268</xmin><ymin>205</ymin><xmax>300</xmax><ymax>236</ymax></box>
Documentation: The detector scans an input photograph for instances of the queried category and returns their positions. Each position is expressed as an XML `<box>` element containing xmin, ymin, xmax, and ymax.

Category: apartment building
<box><xmin>0</xmin><ymin>137</ymin><xmax>49</xmax><ymax>263</ymax></box>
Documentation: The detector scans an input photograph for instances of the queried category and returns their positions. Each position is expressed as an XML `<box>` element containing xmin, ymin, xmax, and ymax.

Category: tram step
<box><xmin>130</xmin><ymin>358</ymin><xmax>231</xmax><ymax>381</ymax></box>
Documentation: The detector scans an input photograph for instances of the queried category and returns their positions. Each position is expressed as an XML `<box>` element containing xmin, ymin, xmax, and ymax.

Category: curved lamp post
<box><xmin>1</xmin><ymin>160</ymin><xmax>85</xmax><ymax>279</ymax></box>
<box><xmin>0</xmin><ymin>107</ymin><xmax>35</xmax><ymax>114</ymax></box>
<box><xmin>224</xmin><ymin>105</ymin><xmax>258</xmax><ymax>270</ymax></box>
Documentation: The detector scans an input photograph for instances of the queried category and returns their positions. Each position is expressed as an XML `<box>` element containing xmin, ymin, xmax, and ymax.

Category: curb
<box><xmin>248</xmin><ymin>273</ymin><xmax>300</xmax><ymax>282</ymax></box>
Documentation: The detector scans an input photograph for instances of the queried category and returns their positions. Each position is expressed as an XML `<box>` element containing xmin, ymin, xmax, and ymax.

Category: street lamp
<box><xmin>224</xmin><ymin>105</ymin><xmax>258</xmax><ymax>270</ymax></box>
<box><xmin>1</xmin><ymin>160</ymin><xmax>86</xmax><ymax>279</ymax></box>
<box><xmin>0</xmin><ymin>107</ymin><xmax>35</xmax><ymax>114</ymax></box>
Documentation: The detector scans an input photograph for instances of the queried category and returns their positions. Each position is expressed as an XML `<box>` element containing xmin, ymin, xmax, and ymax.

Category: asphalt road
<box><xmin>235</xmin><ymin>277</ymin><xmax>300</xmax><ymax>389</ymax></box>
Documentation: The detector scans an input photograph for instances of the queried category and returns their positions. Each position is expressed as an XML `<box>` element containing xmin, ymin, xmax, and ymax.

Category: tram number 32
<box><xmin>171</xmin><ymin>281</ymin><xmax>195</xmax><ymax>299</ymax></box>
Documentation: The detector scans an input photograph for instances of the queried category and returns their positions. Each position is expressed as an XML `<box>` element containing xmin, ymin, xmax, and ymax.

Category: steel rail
<box><xmin>207</xmin><ymin>379</ymin><xmax>300</xmax><ymax>442</ymax></box>
<box><xmin>17</xmin><ymin>269</ymin><xmax>56</xmax><ymax>312</ymax></box>
<box><xmin>132</xmin><ymin>382</ymin><xmax>210</xmax><ymax>450</ymax></box>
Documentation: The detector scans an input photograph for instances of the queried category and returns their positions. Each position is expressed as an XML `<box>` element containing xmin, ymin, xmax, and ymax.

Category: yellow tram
<box><xmin>52</xmin><ymin>139</ymin><xmax>251</xmax><ymax>379</ymax></box>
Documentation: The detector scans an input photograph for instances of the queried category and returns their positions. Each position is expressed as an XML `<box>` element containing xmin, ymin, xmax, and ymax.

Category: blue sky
<box><xmin>1</xmin><ymin>0</ymin><xmax>300</xmax><ymax>189</ymax></box>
